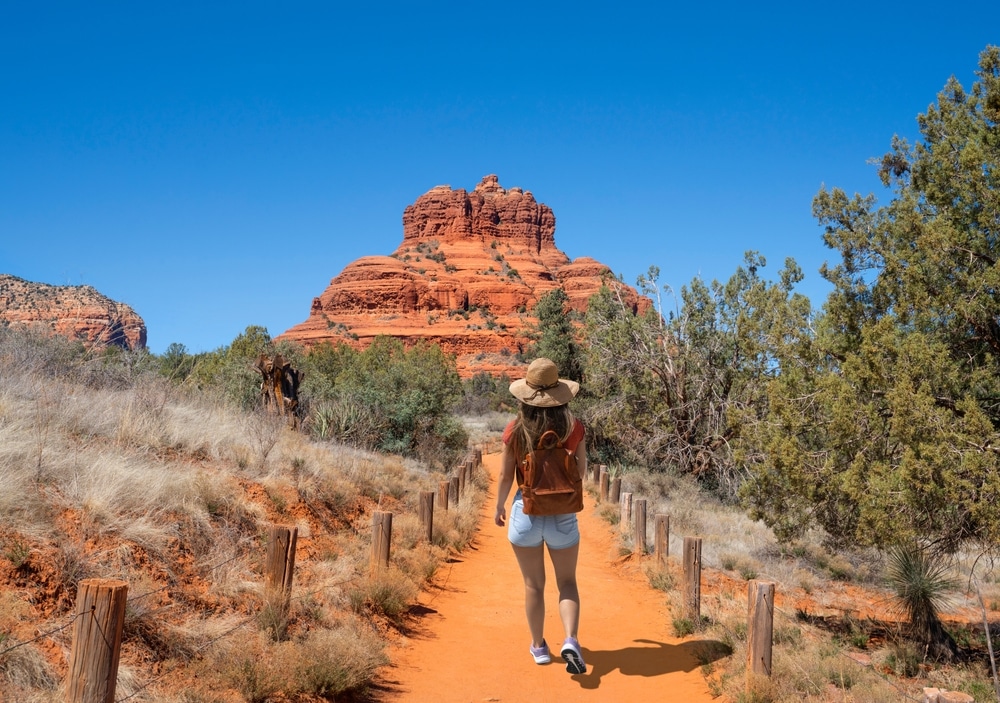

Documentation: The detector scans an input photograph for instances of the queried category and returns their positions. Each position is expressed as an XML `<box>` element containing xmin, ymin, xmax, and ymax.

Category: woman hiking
<box><xmin>494</xmin><ymin>357</ymin><xmax>588</xmax><ymax>674</ymax></box>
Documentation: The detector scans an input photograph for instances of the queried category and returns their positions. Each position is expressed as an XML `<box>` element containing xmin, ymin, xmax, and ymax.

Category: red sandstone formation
<box><xmin>0</xmin><ymin>274</ymin><xmax>147</xmax><ymax>351</ymax></box>
<box><xmin>279</xmin><ymin>175</ymin><xmax>648</xmax><ymax>377</ymax></box>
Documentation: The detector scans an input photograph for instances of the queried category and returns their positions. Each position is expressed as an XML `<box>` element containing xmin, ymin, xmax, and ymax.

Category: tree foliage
<box><xmin>524</xmin><ymin>288</ymin><xmax>583</xmax><ymax>381</ymax></box>
<box><xmin>302</xmin><ymin>336</ymin><xmax>467</xmax><ymax>467</ymax></box>
<box><xmin>455</xmin><ymin>371</ymin><xmax>513</xmax><ymax>415</ymax></box>
<box><xmin>583</xmin><ymin>257</ymin><xmax>812</xmax><ymax>496</ymax></box>
<box><xmin>186</xmin><ymin>325</ymin><xmax>276</xmax><ymax>409</ymax></box>
<box><xmin>742</xmin><ymin>46</ymin><xmax>1000</xmax><ymax>551</ymax></box>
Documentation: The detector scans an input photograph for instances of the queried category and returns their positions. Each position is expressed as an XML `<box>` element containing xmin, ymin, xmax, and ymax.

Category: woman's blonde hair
<box><xmin>508</xmin><ymin>402</ymin><xmax>576</xmax><ymax>464</ymax></box>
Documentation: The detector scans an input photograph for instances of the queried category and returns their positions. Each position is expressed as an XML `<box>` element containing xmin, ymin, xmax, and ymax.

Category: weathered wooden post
<box><xmin>474</xmin><ymin>448</ymin><xmax>482</xmax><ymax>467</ymax></box>
<box><xmin>599</xmin><ymin>467</ymin><xmax>610</xmax><ymax>502</ymax></box>
<box><xmin>465</xmin><ymin>460</ymin><xmax>474</xmax><ymax>489</ymax></box>
<box><xmin>419</xmin><ymin>491</ymin><xmax>435</xmax><ymax>543</ymax></box>
<box><xmin>620</xmin><ymin>491</ymin><xmax>633</xmax><ymax>530</ymax></box>
<box><xmin>633</xmin><ymin>499</ymin><xmax>647</xmax><ymax>554</ymax></box>
<box><xmin>264</xmin><ymin>525</ymin><xmax>297</xmax><ymax>635</ymax></box>
<box><xmin>593</xmin><ymin>463</ymin><xmax>605</xmax><ymax>485</ymax></box>
<box><xmin>449</xmin><ymin>476</ymin><xmax>460</xmax><ymax>506</ymax></box>
<box><xmin>66</xmin><ymin>578</ymin><xmax>128</xmax><ymax>703</ymax></box>
<box><xmin>655</xmin><ymin>514</ymin><xmax>670</xmax><ymax>565</ymax></box>
<box><xmin>458</xmin><ymin>463</ymin><xmax>467</xmax><ymax>498</ymax></box>
<box><xmin>371</xmin><ymin>511</ymin><xmax>392</xmax><ymax>573</ymax></box>
<box><xmin>683</xmin><ymin>537</ymin><xmax>702</xmax><ymax>625</ymax></box>
<box><xmin>609</xmin><ymin>476</ymin><xmax>622</xmax><ymax>503</ymax></box>
<box><xmin>747</xmin><ymin>580</ymin><xmax>776</xmax><ymax>690</ymax></box>
<box><xmin>438</xmin><ymin>480</ymin><xmax>450</xmax><ymax>511</ymax></box>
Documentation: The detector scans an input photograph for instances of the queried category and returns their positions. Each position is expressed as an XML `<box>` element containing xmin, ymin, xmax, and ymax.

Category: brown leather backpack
<box><xmin>518</xmin><ymin>429</ymin><xmax>584</xmax><ymax>516</ymax></box>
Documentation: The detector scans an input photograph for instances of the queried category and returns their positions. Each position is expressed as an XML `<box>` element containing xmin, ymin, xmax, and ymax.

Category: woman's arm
<box><xmin>576</xmin><ymin>436</ymin><xmax>588</xmax><ymax>480</ymax></box>
<box><xmin>494</xmin><ymin>442</ymin><xmax>517</xmax><ymax>527</ymax></box>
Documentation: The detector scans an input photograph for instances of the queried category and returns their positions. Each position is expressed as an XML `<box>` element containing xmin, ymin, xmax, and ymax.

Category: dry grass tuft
<box><xmin>201</xmin><ymin>620</ymin><xmax>387</xmax><ymax>701</ymax></box>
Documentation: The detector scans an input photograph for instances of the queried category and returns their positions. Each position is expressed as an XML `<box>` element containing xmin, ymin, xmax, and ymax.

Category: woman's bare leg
<box><xmin>512</xmin><ymin>544</ymin><xmax>546</xmax><ymax>646</ymax></box>
<box><xmin>547</xmin><ymin>542</ymin><xmax>580</xmax><ymax>640</ymax></box>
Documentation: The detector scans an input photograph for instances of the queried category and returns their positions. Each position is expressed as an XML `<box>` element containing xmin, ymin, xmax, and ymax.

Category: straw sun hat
<box><xmin>508</xmin><ymin>358</ymin><xmax>580</xmax><ymax>408</ymax></box>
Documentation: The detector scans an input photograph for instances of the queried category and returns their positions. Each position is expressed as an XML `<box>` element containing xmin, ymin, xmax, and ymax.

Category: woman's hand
<box><xmin>494</xmin><ymin>505</ymin><xmax>507</xmax><ymax>527</ymax></box>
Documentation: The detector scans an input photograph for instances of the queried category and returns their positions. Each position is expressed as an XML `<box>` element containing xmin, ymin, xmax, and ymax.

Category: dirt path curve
<box><xmin>375</xmin><ymin>452</ymin><xmax>720</xmax><ymax>703</ymax></box>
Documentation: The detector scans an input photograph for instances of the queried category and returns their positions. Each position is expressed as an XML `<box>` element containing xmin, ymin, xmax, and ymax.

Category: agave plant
<box><xmin>885</xmin><ymin>543</ymin><xmax>959</xmax><ymax>660</ymax></box>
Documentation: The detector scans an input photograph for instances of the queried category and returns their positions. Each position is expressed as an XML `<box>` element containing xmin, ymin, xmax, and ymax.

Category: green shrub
<box><xmin>456</xmin><ymin>372</ymin><xmax>513</xmax><ymax>415</ymax></box>
<box><xmin>646</xmin><ymin>566</ymin><xmax>675</xmax><ymax>592</ymax></box>
<box><xmin>673</xmin><ymin>616</ymin><xmax>695</xmax><ymax>637</ymax></box>
<box><xmin>348</xmin><ymin>570</ymin><xmax>418</xmax><ymax>621</ymax></box>
<box><xmin>303</xmin><ymin>337</ymin><xmax>466</xmax><ymax>467</ymax></box>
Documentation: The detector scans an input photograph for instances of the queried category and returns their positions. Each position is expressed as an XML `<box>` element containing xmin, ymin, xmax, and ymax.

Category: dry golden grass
<box><xmin>0</xmin><ymin>331</ymin><xmax>485</xmax><ymax>701</ymax></box>
<box><xmin>600</xmin><ymin>466</ymin><xmax>999</xmax><ymax>702</ymax></box>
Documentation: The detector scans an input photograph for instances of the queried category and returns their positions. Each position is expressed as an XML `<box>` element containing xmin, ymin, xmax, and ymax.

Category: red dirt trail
<box><xmin>375</xmin><ymin>452</ymin><xmax>721</xmax><ymax>703</ymax></box>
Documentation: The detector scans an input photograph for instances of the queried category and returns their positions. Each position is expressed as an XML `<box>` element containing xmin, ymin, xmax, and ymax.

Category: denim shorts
<box><xmin>507</xmin><ymin>494</ymin><xmax>580</xmax><ymax>550</ymax></box>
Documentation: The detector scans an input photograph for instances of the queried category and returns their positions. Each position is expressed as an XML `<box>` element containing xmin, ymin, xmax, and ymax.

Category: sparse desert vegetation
<box><xmin>0</xmin><ymin>327</ymin><xmax>484</xmax><ymax>702</ymax></box>
<box><xmin>4</xmin><ymin>318</ymin><xmax>1000</xmax><ymax>701</ymax></box>
<box><xmin>591</xmin><ymin>467</ymin><xmax>1000</xmax><ymax>702</ymax></box>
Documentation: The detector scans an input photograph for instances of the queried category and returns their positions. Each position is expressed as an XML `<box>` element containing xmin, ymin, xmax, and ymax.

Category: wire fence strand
<box><xmin>0</xmin><ymin>612</ymin><xmax>81</xmax><ymax>659</ymax></box>
<box><xmin>114</xmin><ymin>614</ymin><xmax>258</xmax><ymax>703</ymax></box>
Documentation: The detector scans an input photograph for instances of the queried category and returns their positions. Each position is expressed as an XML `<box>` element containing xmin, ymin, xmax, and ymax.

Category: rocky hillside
<box><xmin>279</xmin><ymin>175</ymin><xmax>648</xmax><ymax>376</ymax></box>
<box><xmin>0</xmin><ymin>275</ymin><xmax>146</xmax><ymax>351</ymax></box>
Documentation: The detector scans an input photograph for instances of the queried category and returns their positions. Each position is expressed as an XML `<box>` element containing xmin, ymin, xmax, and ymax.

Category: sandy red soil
<box><xmin>374</xmin><ymin>452</ymin><xmax>721</xmax><ymax>702</ymax></box>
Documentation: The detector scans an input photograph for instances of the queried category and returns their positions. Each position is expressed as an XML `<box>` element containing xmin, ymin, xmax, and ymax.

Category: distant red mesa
<box><xmin>0</xmin><ymin>274</ymin><xmax>147</xmax><ymax>351</ymax></box>
<box><xmin>279</xmin><ymin>175</ymin><xmax>648</xmax><ymax>378</ymax></box>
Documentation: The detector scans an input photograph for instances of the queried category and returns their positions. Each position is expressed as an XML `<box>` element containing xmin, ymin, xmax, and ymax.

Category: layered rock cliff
<box><xmin>280</xmin><ymin>175</ymin><xmax>647</xmax><ymax>377</ymax></box>
<box><xmin>0</xmin><ymin>275</ymin><xmax>147</xmax><ymax>351</ymax></box>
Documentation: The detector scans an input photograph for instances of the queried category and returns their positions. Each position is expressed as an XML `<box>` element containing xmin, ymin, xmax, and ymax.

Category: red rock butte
<box><xmin>279</xmin><ymin>175</ymin><xmax>648</xmax><ymax>377</ymax></box>
<box><xmin>0</xmin><ymin>274</ymin><xmax>147</xmax><ymax>351</ymax></box>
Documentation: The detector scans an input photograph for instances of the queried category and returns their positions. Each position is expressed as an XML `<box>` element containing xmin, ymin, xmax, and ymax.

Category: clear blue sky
<box><xmin>2</xmin><ymin>2</ymin><xmax>996</xmax><ymax>354</ymax></box>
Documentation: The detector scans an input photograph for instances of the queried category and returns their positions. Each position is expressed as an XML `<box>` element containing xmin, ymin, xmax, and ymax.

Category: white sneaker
<box><xmin>560</xmin><ymin>637</ymin><xmax>586</xmax><ymax>674</ymax></box>
<box><xmin>530</xmin><ymin>640</ymin><xmax>551</xmax><ymax>664</ymax></box>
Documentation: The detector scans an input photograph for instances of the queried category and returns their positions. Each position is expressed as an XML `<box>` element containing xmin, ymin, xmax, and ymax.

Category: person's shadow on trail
<box><xmin>571</xmin><ymin>638</ymin><xmax>732</xmax><ymax>689</ymax></box>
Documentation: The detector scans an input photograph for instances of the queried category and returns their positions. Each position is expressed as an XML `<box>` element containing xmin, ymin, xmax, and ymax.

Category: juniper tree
<box><xmin>583</xmin><ymin>257</ymin><xmax>812</xmax><ymax>496</ymax></box>
<box><xmin>743</xmin><ymin>46</ymin><xmax>1000</xmax><ymax>552</ymax></box>
<box><xmin>525</xmin><ymin>288</ymin><xmax>583</xmax><ymax>381</ymax></box>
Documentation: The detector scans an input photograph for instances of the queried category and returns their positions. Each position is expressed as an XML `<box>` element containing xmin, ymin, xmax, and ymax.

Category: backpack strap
<box><xmin>535</xmin><ymin>429</ymin><xmax>564</xmax><ymax>451</ymax></box>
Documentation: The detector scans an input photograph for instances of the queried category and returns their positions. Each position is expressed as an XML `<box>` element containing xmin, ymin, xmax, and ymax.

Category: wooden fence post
<box><xmin>609</xmin><ymin>477</ymin><xmax>622</xmax><ymax>503</ymax></box>
<box><xmin>458</xmin><ymin>463</ymin><xmax>467</xmax><ymax>498</ymax></box>
<box><xmin>655</xmin><ymin>514</ymin><xmax>670</xmax><ymax>565</ymax></box>
<box><xmin>449</xmin><ymin>476</ymin><xmax>460</xmax><ymax>506</ymax></box>
<box><xmin>633</xmin><ymin>499</ymin><xmax>647</xmax><ymax>554</ymax></box>
<box><xmin>263</xmin><ymin>525</ymin><xmax>297</xmax><ymax>638</ymax></box>
<box><xmin>620</xmin><ymin>492</ymin><xmax>632</xmax><ymax>530</ymax></box>
<box><xmin>683</xmin><ymin>537</ymin><xmax>702</xmax><ymax>625</ymax></box>
<box><xmin>747</xmin><ymin>580</ymin><xmax>776</xmax><ymax>689</ymax></box>
<box><xmin>66</xmin><ymin>578</ymin><xmax>128</xmax><ymax>703</ymax></box>
<box><xmin>474</xmin><ymin>448</ymin><xmax>482</xmax><ymax>467</ymax></box>
<box><xmin>599</xmin><ymin>467</ymin><xmax>610</xmax><ymax>502</ymax></box>
<box><xmin>438</xmin><ymin>480</ymin><xmax>450</xmax><ymax>511</ymax></box>
<box><xmin>594</xmin><ymin>463</ymin><xmax>605</xmax><ymax>485</ymax></box>
<box><xmin>465</xmin><ymin>459</ymin><xmax>474</xmax><ymax>487</ymax></box>
<box><xmin>371</xmin><ymin>511</ymin><xmax>392</xmax><ymax>573</ymax></box>
<box><xmin>419</xmin><ymin>491</ymin><xmax>435</xmax><ymax>543</ymax></box>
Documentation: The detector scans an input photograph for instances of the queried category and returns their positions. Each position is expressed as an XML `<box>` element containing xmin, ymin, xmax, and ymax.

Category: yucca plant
<box><xmin>885</xmin><ymin>543</ymin><xmax>959</xmax><ymax>661</ymax></box>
